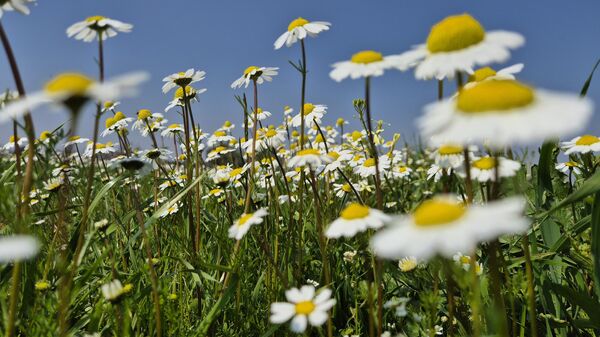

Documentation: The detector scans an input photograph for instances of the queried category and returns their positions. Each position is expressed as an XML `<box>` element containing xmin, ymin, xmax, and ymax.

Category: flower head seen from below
<box><xmin>274</xmin><ymin>17</ymin><xmax>331</xmax><ymax>49</ymax></box>
<box><xmin>326</xmin><ymin>203</ymin><xmax>390</xmax><ymax>239</ymax></box>
<box><xmin>0</xmin><ymin>71</ymin><xmax>149</xmax><ymax>123</ymax></box>
<box><xmin>66</xmin><ymin>15</ymin><xmax>133</xmax><ymax>42</ymax></box>
<box><xmin>464</xmin><ymin>63</ymin><xmax>524</xmax><ymax>89</ymax></box>
<box><xmin>561</xmin><ymin>135</ymin><xmax>600</xmax><ymax>155</ymax></box>
<box><xmin>371</xmin><ymin>195</ymin><xmax>529</xmax><ymax>260</ymax></box>
<box><xmin>0</xmin><ymin>235</ymin><xmax>39</xmax><ymax>263</ymax></box>
<box><xmin>162</xmin><ymin>69</ymin><xmax>206</xmax><ymax>93</ymax></box>
<box><xmin>288</xmin><ymin>149</ymin><xmax>332</xmax><ymax>170</ymax></box>
<box><xmin>393</xmin><ymin>13</ymin><xmax>525</xmax><ymax>80</ymax></box>
<box><xmin>418</xmin><ymin>80</ymin><xmax>593</xmax><ymax>148</ymax></box>
<box><xmin>231</xmin><ymin>66</ymin><xmax>279</xmax><ymax>89</ymax></box>
<box><xmin>270</xmin><ymin>285</ymin><xmax>336</xmax><ymax>333</ymax></box>
<box><xmin>228</xmin><ymin>208</ymin><xmax>268</xmax><ymax>240</ymax></box>
<box><xmin>329</xmin><ymin>50</ymin><xmax>408</xmax><ymax>82</ymax></box>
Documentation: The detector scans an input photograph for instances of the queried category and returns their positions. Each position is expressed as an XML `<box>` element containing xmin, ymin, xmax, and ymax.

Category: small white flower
<box><xmin>0</xmin><ymin>235</ymin><xmax>39</xmax><ymax>263</ymax></box>
<box><xmin>561</xmin><ymin>135</ymin><xmax>600</xmax><ymax>155</ymax></box>
<box><xmin>66</xmin><ymin>16</ymin><xmax>132</xmax><ymax>42</ymax></box>
<box><xmin>101</xmin><ymin>279</ymin><xmax>124</xmax><ymax>302</ymax></box>
<box><xmin>326</xmin><ymin>203</ymin><xmax>390</xmax><ymax>239</ymax></box>
<box><xmin>228</xmin><ymin>209</ymin><xmax>268</xmax><ymax>240</ymax></box>
<box><xmin>231</xmin><ymin>66</ymin><xmax>278</xmax><ymax>89</ymax></box>
<box><xmin>274</xmin><ymin>17</ymin><xmax>330</xmax><ymax>49</ymax></box>
<box><xmin>162</xmin><ymin>68</ymin><xmax>206</xmax><ymax>93</ymax></box>
<box><xmin>270</xmin><ymin>285</ymin><xmax>336</xmax><ymax>333</ymax></box>
<box><xmin>288</xmin><ymin>149</ymin><xmax>332</xmax><ymax>170</ymax></box>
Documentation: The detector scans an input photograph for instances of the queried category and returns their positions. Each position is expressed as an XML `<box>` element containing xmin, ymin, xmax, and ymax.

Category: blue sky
<box><xmin>2</xmin><ymin>0</ymin><xmax>600</xmax><ymax>146</ymax></box>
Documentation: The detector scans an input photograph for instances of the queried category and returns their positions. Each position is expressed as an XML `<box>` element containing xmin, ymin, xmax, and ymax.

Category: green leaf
<box><xmin>196</xmin><ymin>274</ymin><xmax>239</xmax><ymax>336</ymax></box>
<box><xmin>591</xmin><ymin>191</ymin><xmax>600</xmax><ymax>298</ymax></box>
<box><xmin>546</xmin><ymin>170</ymin><xmax>600</xmax><ymax>216</ymax></box>
<box><xmin>547</xmin><ymin>282</ymin><xmax>600</xmax><ymax>320</ymax></box>
<box><xmin>580</xmin><ymin>58</ymin><xmax>600</xmax><ymax>97</ymax></box>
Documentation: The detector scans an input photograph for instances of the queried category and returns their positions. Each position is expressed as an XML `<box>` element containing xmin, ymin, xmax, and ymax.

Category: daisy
<box><xmin>64</xmin><ymin>136</ymin><xmax>89</xmax><ymax>149</ymax></box>
<box><xmin>464</xmin><ymin>156</ymin><xmax>521</xmax><ymax>182</ymax></box>
<box><xmin>290</xmin><ymin>103</ymin><xmax>327</xmax><ymax>129</ymax></box>
<box><xmin>288</xmin><ymin>149</ymin><xmax>332</xmax><ymax>169</ymax></box>
<box><xmin>206</xmin><ymin>146</ymin><xmax>235</xmax><ymax>162</ymax></box>
<box><xmin>3</xmin><ymin>135</ymin><xmax>27</xmax><ymax>152</ymax></box>
<box><xmin>159</xmin><ymin>202</ymin><xmax>180</xmax><ymax>218</ymax></box>
<box><xmin>0</xmin><ymin>0</ymin><xmax>34</xmax><ymax>17</ymax></box>
<box><xmin>0</xmin><ymin>72</ymin><xmax>148</xmax><ymax>122</ymax></box>
<box><xmin>101</xmin><ymin>279</ymin><xmax>125</xmax><ymax>302</ymax></box>
<box><xmin>165</xmin><ymin>86</ymin><xmax>206</xmax><ymax>112</ymax></box>
<box><xmin>284</xmin><ymin>106</ymin><xmax>294</xmax><ymax>116</ymax></box>
<box><xmin>270</xmin><ymin>285</ymin><xmax>336</xmax><ymax>333</ymax></box>
<box><xmin>398</xmin><ymin>256</ymin><xmax>419</xmax><ymax>272</ymax></box>
<box><xmin>418</xmin><ymin>80</ymin><xmax>593</xmax><ymax>147</ymax></box>
<box><xmin>0</xmin><ymin>235</ymin><xmax>39</xmax><ymax>263</ymax></box>
<box><xmin>160</xmin><ymin>123</ymin><xmax>184</xmax><ymax>137</ymax></box>
<box><xmin>326</xmin><ymin>203</ymin><xmax>390</xmax><ymax>238</ymax></box>
<box><xmin>207</xmin><ymin>130</ymin><xmax>236</xmax><ymax>147</ymax></box>
<box><xmin>274</xmin><ymin>17</ymin><xmax>331</xmax><ymax>49</ymax></box>
<box><xmin>202</xmin><ymin>188</ymin><xmax>225</xmax><ymax>200</ymax></box>
<box><xmin>354</xmin><ymin>155</ymin><xmax>390</xmax><ymax>178</ymax></box>
<box><xmin>453</xmin><ymin>252</ymin><xmax>483</xmax><ymax>275</ymax></box>
<box><xmin>371</xmin><ymin>195</ymin><xmax>529</xmax><ymax>260</ymax></box>
<box><xmin>334</xmin><ymin>183</ymin><xmax>354</xmax><ymax>198</ymax></box>
<box><xmin>391</xmin><ymin>165</ymin><xmax>412</xmax><ymax>179</ymax></box>
<box><xmin>432</xmin><ymin>144</ymin><xmax>470</xmax><ymax>169</ymax></box>
<box><xmin>465</xmin><ymin>63</ymin><xmax>524</xmax><ymax>88</ymax></box>
<box><xmin>101</xmin><ymin>111</ymin><xmax>132</xmax><ymax>137</ymax></box>
<box><xmin>556</xmin><ymin>161</ymin><xmax>582</xmax><ymax>176</ymax></box>
<box><xmin>561</xmin><ymin>135</ymin><xmax>600</xmax><ymax>155</ymax></box>
<box><xmin>329</xmin><ymin>50</ymin><xmax>407</xmax><ymax>82</ymax></box>
<box><xmin>393</xmin><ymin>13</ymin><xmax>525</xmax><ymax>80</ymax></box>
<box><xmin>162</xmin><ymin>68</ymin><xmax>206</xmax><ymax>93</ymax></box>
<box><xmin>219</xmin><ymin>120</ymin><xmax>235</xmax><ymax>132</ymax></box>
<box><xmin>44</xmin><ymin>177</ymin><xmax>64</xmax><ymax>192</ymax></box>
<box><xmin>83</xmin><ymin>142</ymin><xmax>115</xmax><ymax>158</ymax></box>
<box><xmin>231</xmin><ymin>66</ymin><xmax>279</xmax><ymax>89</ymax></box>
<box><xmin>228</xmin><ymin>208</ymin><xmax>268</xmax><ymax>240</ymax></box>
<box><xmin>323</xmin><ymin>150</ymin><xmax>352</xmax><ymax>173</ymax></box>
<box><xmin>67</xmin><ymin>16</ymin><xmax>133</xmax><ymax>42</ymax></box>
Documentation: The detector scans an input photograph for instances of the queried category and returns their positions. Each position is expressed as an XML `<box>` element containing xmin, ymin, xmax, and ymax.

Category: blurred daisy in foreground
<box><xmin>329</xmin><ymin>50</ymin><xmax>407</xmax><ymax>82</ymax></box>
<box><xmin>67</xmin><ymin>16</ymin><xmax>132</xmax><ymax>42</ymax></box>
<box><xmin>0</xmin><ymin>72</ymin><xmax>148</xmax><ymax>123</ymax></box>
<box><xmin>101</xmin><ymin>279</ymin><xmax>124</xmax><ymax>302</ymax></box>
<box><xmin>0</xmin><ymin>0</ymin><xmax>34</xmax><ymax>17</ymax></box>
<box><xmin>561</xmin><ymin>135</ymin><xmax>600</xmax><ymax>155</ymax></box>
<box><xmin>371</xmin><ymin>195</ymin><xmax>529</xmax><ymax>260</ymax></box>
<box><xmin>393</xmin><ymin>13</ymin><xmax>524</xmax><ymax>80</ymax></box>
<box><xmin>288</xmin><ymin>149</ymin><xmax>332</xmax><ymax>169</ymax></box>
<box><xmin>418</xmin><ymin>80</ymin><xmax>593</xmax><ymax>147</ymax></box>
<box><xmin>556</xmin><ymin>161</ymin><xmax>582</xmax><ymax>176</ymax></box>
<box><xmin>228</xmin><ymin>208</ymin><xmax>268</xmax><ymax>240</ymax></box>
<box><xmin>274</xmin><ymin>17</ymin><xmax>330</xmax><ymax>49</ymax></box>
<box><xmin>270</xmin><ymin>285</ymin><xmax>336</xmax><ymax>333</ymax></box>
<box><xmin>231</xmin><ymin>66</ymin><xmax>279</xmax><ymax>89</ymax></box>
<box><xmin>162</xmin><ymin>68</ymin><xmax>206</xmax><ymax>93</ymax></box>
<box><xmin>326</xmin><ymin>203</ymin><xmax>390</xmax><ymax>239</ymax></box>
<box><xmin>0</xmin><ymin>235</ymin><xmax>39</xmax><ymax>263</ymax></box>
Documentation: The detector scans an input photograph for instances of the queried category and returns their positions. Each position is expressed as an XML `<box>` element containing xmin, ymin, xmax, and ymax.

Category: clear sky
<box><xmin>2</xmin><ymin>0</ymin><xmax>600</xmax><ymax>146</ymax></box>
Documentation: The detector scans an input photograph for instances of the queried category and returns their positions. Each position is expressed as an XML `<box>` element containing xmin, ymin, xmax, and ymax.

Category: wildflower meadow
<box><xmin>2</xmin><ymin>1</ymin><xmax>600</xmax><ymax>336</ymax></box>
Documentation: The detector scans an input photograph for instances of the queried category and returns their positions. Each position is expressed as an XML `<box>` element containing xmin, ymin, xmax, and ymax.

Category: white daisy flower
<box><xmin>164</xmin><ymin>85</ymin><xmax>206</xmax><ymax>112</ymax></box>
<box><xmin>231</xmin><ymin>66</ymin><xmax>279</xmax><ymax>89</ymax></box>
<box><xmin>371</xmin><ymin>195</ymin><xmax>529</xmax><ymax>260</ymax></box>
<box><xmin>464</xmin><ymin>63</ymin><xmax>524</xmax><ymax>89</ymax></box>
<box><xmin>2</xmin><ymin>135</ymin><xmax>27</xmax><ymax>152</ymax></box>
<box><xmin>333</xmin><ymin>183</ymin><xmax>355</xmax><ymax>198</ymax></box>
<box><xmin>206</xmin><ymin>146</ymin><xmax>235</xmax><ymax>162</ymax></box>
<box><xmin>393</xmin><ymin>13</ymin><xmax>524</xmax><ymax>80</ymax></box>
<box><xmin>288</xmin><ymin>149</ymin><xmax>332</xmax><ymax>169</ymax></box>
<box><xmin>0</xmin><ymin>235</ymin><xmax>39</xmax><ymax>263</ymax></box>
<box><xmin>66</xmin><ymin>16</ymin><xmax>132</xmax><ymax>42</ymax></box>
<box><xmin>207</xmin><ymin>130</ymin><xmax>236</xmax><ymax>147</ymax></box>
<box><xmin>202</xmin><ymin>188</ymin><xmax>225</xmax><ymax>200</ymax></box>
<box><xmin>431</xmin><ymin>144</ymin><xmax>471</xmax><ymax>169</ymax></box>
<box><xmin>290</xmin><ymin>103</ymin><xmax>326</xmax><ymax>129</ymax></box>
<box><xmin>101</xmin><ymin>279</ymin><xmax>124</xmax><ymax>302</ymax></box>
<box><xmin>162</xmin><ymin>68</ymin><xmax>206</xmax><ymax>93</ymax></box>
<box><xmin>561</xmin><ymin>135</ymin><xmax>600</xmax><ymax>155</ymax></box>
<box><xmin>101</xmin><ymin>111</ymin><xmax>133</xmax><ymax>137</ymax></box>
<box><xmin>326</xmin><ymin>203</ymin><xmax>390</xmax><ymax>239</ymax></box>
<box><xmin>283</xmin><ymin>105</ymin><xmax>294</xmax><ymax>116</ymax></box>
<box><xmin>556</xmin><ymin>161</ymin><xmax>582</xmax><ymax>176</ymax></box>
<box><xmin>330</xmin><ymin>50</ymin><xmax>407</xmax><ymax>82</ymax></box>
<box><xmin>270</xmin><ymin>285</ymin><xmax>336</xmax><ymax>333</ymax></box>
<box><xmin>391</xmin><ymin>165</ymin><xmax>412</xmax><ymax>179</ymax></box>
<box><xmin>160</xmin><ymin>123</ymin><xmax>184</xmax><ymax>137</ymax></box>
<box><xmin>228</xmin><ymin>208</ymin><xmax>268</xmax><ymax>240</ymax></box>
<box><xmin>0</xmin><ymin>72</ymin><xmax>148</xmax><ymax>122</ymax></box>
<box><xmin>418</xmin><ymin>80</ymin><xmax>593</xmax><ymax>148</ymax></box>
<box><xmin>274</xmin><ymin>17</ymin><xmax>331</xmax><ymax>49</ymax></box>
<box><xmin>398</xmin><ymin>256</ymin><xmax>419</xmax><ymax>272</ymax></box>
<box><xmin>159</xmin><ymin>202</ymin><xmax>180</xmax><ymax>218</ymax></box>
<box><xmin>63</xmin><ymin>135</ymin><xmax>89</xmax><ymax>149</ymax></box>
<box><xmin>323</xmin><ymin>150</ymin><xmax>352</xmax><ymax>173</ymax></box>
<box><xmin>354</xmin><ymin>155</ymin><xmax>390</xmax><ymax>178</ymax></box>
<box><xmin>462</xmin><ymin>156</ymin><xmax>521</xmax><ymax>182</ymax></box>
<box><xmin>83</xmin><ymin>141</ymin><xmax>115</xmax><ymax>158</ymax></box>
<box><xmin>0</xmin><ymin>0</ymin><xmax>34</xmax><ymax>17</ymax></box>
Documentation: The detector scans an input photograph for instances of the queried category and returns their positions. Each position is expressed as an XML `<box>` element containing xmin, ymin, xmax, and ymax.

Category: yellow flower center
<box><xmin>265</xmin><ymin>129</ymin><xmax>278</xmax><ymax>138</ymax></box>
<box><xmin>44</xmin><ymin>73</ymin><xmax>94</xmax><ymax>95</ymax></box>
<box><xmin>413</xmin><ymin>199</ymin><xmax>466</xmax><ymax>227</ymax></box>
<box><xmin>469</xmin><ymin>67</ymin><xmax>497</xmax><ymax>82</ymax></box>
<box><xmin>302</xmin><ymin>103</ymin><xmax>315</xmax><ymax>116</ymax></box>
<box><xmin>341</xmin><ymin>183</ymin><xmax>352</xmax><ymax>193</ymax></box>
<box><xmin>69</xmin><ymin>136</ymin><xmax>80</xmax><ymax>141</ymax></box>
<box><xmin>105</xmin><ymin>117</ymin><xmax>116</xmax><ymax>129</ymax></box>
<box><xmin>230</xmin><ymin>168</ymin><xmax>244</xmax><ymax>177</ymax></box>
<box><xmin>315</xmin><ymin>134</ymin><xmax>324</xmax><ymax>143</ymax></box>
<box><xmin>86</xmin><ymin>15</ymin><xmax>105</xmax><ymax>22</ymax></box>
<box><xmin>114</xmin><ymin>111</ymin><xmax>126</xmax><ymax>121</ymax></box>
<box><xmin>137</xmin><ymin>109</ymin><xmax>152</xmax><ymax>120</ymax></box>
<box><xmin>340</xmin><ymin>203</ymin><xmax>370</xmax><ymax>220</ymax></box>
<box><xmin>328</xmin><ymin>151</ymin><xmax>340</xmax><ymax>160</ymax></box>
<box><xmin>397</xmin><ymin>166</ymin><xmax>408</xmax><ymax>173</ymax></box>
<box><xmin>575</xmin><ymin>135</ymin><xmax>600</xmax><ymax>146</ymax></box>
<box><xmin>238</xmin><ymin>213</ymin><xmax>254</xmax><ymax>226</ymax></box>
<box><xmin>351</xmin><ymin>131</ymin><xmax>363</xmax><ymax>142</ymax></box>
<box><xmin>104</xmin><ymin>101</ymin><xmax>114</xmax><ymax>109</ymax></box>
<box><xmin>472</xmin><ymin>157</ymin><xmax>496</xmax><ymax>170</ymax></box>
<box><xmin>336</xmin><ymin>118</ymin><xmax>345</xmax><ymax>126</ymax></box>
<box><xmin>168</xmin><ymin>124</ymin><xmax>181</xmax><ymax>129</ymax></box>
<box><xmin>214</xmin><ymin>146</ymin><xmax>227</xmax><ymax>153</ymax></box>
<box><xmin>214</xmin><ymin>131</ymin><xmax>227</xmax><ymax>137</ymax></box>
<box><xmin>288</xmin><ymin>17</ymin><xmax>309</xmax><ymax>31</ymax></box>
<box><xmin>351</xmin><ymin>50</ymin><xmax>384</xmax><ymax>64</ymax></box>
<box><xmin>175</xmin><ymin>86</ymin><xmax>194</xmax><ymax>99</ymax></box>
<box><xmin>244</xmin><ymin>66</ymin><xmax>260</xmax><ymax>77</ymax></box>
<box><xmin>565</xmin><ymin>161</ymin><xmax>578</xmax><ymax>167</ymax></box>
<box><xmin>209</xmin><ymin>188</ymin><xmax>223</xmax><ymax>195</ymax></box>
<box><xmin>459</xmin><ymin>255</ymin><xmax>471</xmax><ymax>264</ymax></box>
<box><xmin>438</xmin><ymin>144</ymin><xmax>463</xmax><ymax>155</ymax></box>
<box><xmin>40</xmin><ymin>131</ymin><xmax>51</xmax><ymax>140</ymax></box>
<box><xmin>297</xmin><ymin>149</ymin><xmax>320</xmax><ymax>156</ymax></box>
<box><xmin>363</xmin><ymin>158</ymin><xmax>376</xmax><ymax>167</ymax></box>
<box><xmin>456</xmin><ymin>80</ymin><xmax>535</xmax><ymax>113</ymax></box>
<box><xmin>426</xmin><ymin>14</ymin><xmax>485</xmax><ymax>53</ymax></box>
<box><xmin>223</xmin><ymin>120</ymin><xmax>232</xmax><ymax>127</ymax></box>
<box><xmin>295</xmin><ymin>300</ymin><xmax>316</xmax><ymax>315</ymax></box>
